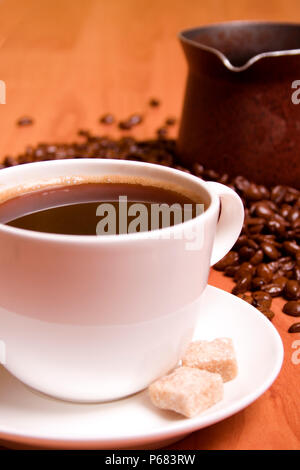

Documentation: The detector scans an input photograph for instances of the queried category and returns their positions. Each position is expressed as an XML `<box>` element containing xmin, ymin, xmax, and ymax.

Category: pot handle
<box><xmin>206</xmin><ymin>182</ymin><xmax>244</xmax><ymax>267</ymax></box>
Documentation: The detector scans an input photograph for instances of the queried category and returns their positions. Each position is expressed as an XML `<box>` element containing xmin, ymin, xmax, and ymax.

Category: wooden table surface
<box><xmin>0</xmin><ymin>0</ymin><xmax>299</xmax><ymax>450</ymax></box>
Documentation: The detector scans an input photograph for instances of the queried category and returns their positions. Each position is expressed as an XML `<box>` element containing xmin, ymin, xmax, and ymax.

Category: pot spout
<box><xmin>179</xmin><ymin>21</ymin><xmax>300</xmax><ymax>72</ymax></box>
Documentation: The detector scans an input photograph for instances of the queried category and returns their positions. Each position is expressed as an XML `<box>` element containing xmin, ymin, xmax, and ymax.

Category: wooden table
<box><xmin>0</xmin><ymin>0</ymin><xmax>299</xmax><ymax>450</ymax></box>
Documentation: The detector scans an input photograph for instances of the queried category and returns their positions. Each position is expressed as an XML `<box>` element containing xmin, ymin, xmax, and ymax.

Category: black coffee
<box><xmin>0</xmin><ymin>182</ymin><xmax>202</xmax><ymax>236</ymax></box>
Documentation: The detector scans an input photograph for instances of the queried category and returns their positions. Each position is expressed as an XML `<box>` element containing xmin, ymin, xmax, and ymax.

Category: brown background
<box><xmin>0</xmin><ymin>0</ymin><xmax>299</xmax><ymax>450</ymax></box>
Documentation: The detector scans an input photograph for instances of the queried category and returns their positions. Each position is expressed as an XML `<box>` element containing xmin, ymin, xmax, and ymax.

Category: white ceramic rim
<box><xmin>0</xmin><ymin>159</ymin><xmax>219</xmax><ymax>245</ymax></box>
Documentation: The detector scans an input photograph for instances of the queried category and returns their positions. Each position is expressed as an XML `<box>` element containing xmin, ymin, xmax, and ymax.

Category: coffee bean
<box><xmin>214</xmin><ymin>251</ymin><xmax>239</xmax><ymax>270</ymax></box>
<box><xmin>218</xmin><ymin>174</ymin><xmax>229</xmax><ymax>184</ymax></box>
<box><xmin>252</xmin><ymin>277</ymin><xmax>267</xmax><ymax>290</ymax></box>
<box><xmin>78</xmin><ymin>129</ymin><xmax>90</xmax><ymax>138</ymax></box>
<box><xmin>237</xmin><ymin>294</ymin><xmax>253</xmax><ymax>304</ymax></box>
<box><xmin>294</xmin><ymin>267</ymin><xmax>300</xmax><ymax>281</ymax></box>
<box><xmin>267</xmin><ymin>261</ymin><xmax>280</xmax><ymax>272</ymax></box>
<box><xmin>231</xmin><ymin>177</ymin><xmax>244</xmax><ymax>192</ymax></box>
<box><xmin>245</xmin><ymin>217</ymin><xmax>265</xmax><ymax>226</ymax></box>
<box><xmin>244</xmin><ymin>184</ymin><xmax>264</xmax><ymax>201</ymax></box>
<box><xmin>280</xmin><ymin>204</ymin><xmax>291</xmax><ymax>218</ymax></box>
<box><xmin>239</xmin><ymin>245</ymin><xmax>255</xmax><ymax>260</ymax></box>
<box><xmin>286</xmin><ymin>271</ymin><xmax>294</xmax><ymax>279</ymax></box>
<box><xmin>224</xmin><ymin>265</ymin><xmax>240</xmax><ymax>277</ymax></box>
<box><xmin>149</xmin><ymin>98</ymin><xmax>160</xmax><ymax>107</ymax></box>
<box><xmin>157</xmin><ymin>127</ymin><xmax>168</xmax><ymax>139</ymax></box>
<box><xmin>234</xmin><ymin>235</ymin><xmax>249</xmax><ymax>249</ymax></box>
<box><xmin>261</xmin><ymin>283</ymin><xmax>284</xmax><ymax>297</ymax></box>
<box><xmin>253</xmin><ymin>202</ymin><xmax>274</xmax><ymax>219</ymax></box>
<box><xmin>261</xmin><ymin>242</ymin><xmax>281</xmax><ymax>260</ymax></box>
<box><xmin>284</xmin><ymin>280</ymin><xmax>300</xmax><ymax>300</ymax></box>
<box><xmin>283</xmin><ymin>301</ymin><xmax>300</xmax><ymax>317</ymax></box>
<box><xmin>256</xmin><ymin>263</ymin><xmax>273</xmax><ymax>281</ymax></box>
<box><xmin>255</xmin><ymin>234</ymin><xmax>280</xmax><ymax>246</ymax></box>
<box><xmin>232</xmin><ymin>274</ymin><xmax>252</xmax><ymax>294</ymax></box>
<box><xmin>292</xmin><ymin>218</ymin><xmax>300</xmax><ymax>229</ymax></box>
<box><xmin>284</xmin><ymin>188</ymin><xmax>300</xmax><ymax>203</ymax></box>
<box><xmin>259</xmin><ymin>186</ymin><xmax>270</xmax><ymax>200</ymax></box>
<box><xmin>119</xmin><ymin>120</ymin><xmax>132</xmax><ymax>130</ymax></box>
<box><xmin>100</xmin><ymin>114</ymin><xmax>115</xmax><ymax>125</ymax></box>
<box><xmin>288</xmin><ymin>207</ymin><xmax>300</xmax><ymax>224</ymax></box>
<box><xmin>283</xmin><ymin>240</ymin><xmax>300</xmax><ymax>256</ymax></box>
<box><xmin>203</xmin><ymin>169</ymin><xmax>220</xmax><ymax>180</ymax></box>
<box><xmin>252</xmin><ymin>291</ymin><xmax>272</xmax><ymax>308</ymax></box>
<box><xmin>271</xmin><ymin>185</ymin><xmax>287</xmax><ymax>204</ymax></box>
<box><xmin>234</xmin><ymin>262</ymin><xmax>255</xmax><ymax>281</ymax></box>
<box><xmin>17</xmin><ymin>116</ymin><xmax>34</xmax><ymax>126</ymax></box>
<box><xmin>18</xmin><ymin>153</ymin><xmax>31</xmax><ymax>164</ymax></box>
<box><xmin>272</xmin><ymin>212</ymin><xmax>288</xmax><ymax>224</ymax></box>
<box><xmin>165</xmin><ymin>117</ymin><xmax>176</xmax><ymax>126</ymax></box>
<box><xmin>248</xmin><ymin>223</ymin><xmax>264</xmax><ymax>234</ymax></box>
<box><xmin>232</xmin><ymin>175</ymin><xmax>250</xmax><ymax>192</ymax></box>
<box><xmin>128</xmin><ymin>114</ymin><xmax>143</xmax><ymax>126</ymax></box>
<box><xmin>272</xmin><ymin>275</ymin><xmax>288</xmax><ymax>288</ymax></box>
<box><xmin>3</xmin><ymin>156</ymin><xmax>17</xmax><ymax>167</ymax></box>
<box><xmin>288</xmin><ymin>322</ymin><xmax>300</xmax><ymax>333</ymax></box>
<box><xmin>279</xmin><ymin>258</ymin><xmax>295</xmax><ymax>273</ymax></box>
<box><xmin>249</xmin><ymin>249</ymin><xmax>264</xmax><ymax>265</ymax></box>
<box><xmin>192</xmin><ymin>163</ymin><xmax>204</xmax><ymax>176</ymax></box>
<box><xmin>278</xmin><ymin>256</ymin><xmax>293</xmax><ymax>263</ymax></box>
<box><xmin>246</xmin><ymin>239</ymin><xmax>259</xmax><ymax>250</ymax></box>
<box><xmin>257</xmin><ymin>306</ymin><xmax>275</xmax><ymax>320</ymax></box>
<box><xmin>265</xmin><ymin>200</ymin><xmax>278</xmax><ymax>211</ymax></box>
<box><xmin>267</xmin><ymin>218</ymin><xmax>286</xmax><ymax>236</ymax></box>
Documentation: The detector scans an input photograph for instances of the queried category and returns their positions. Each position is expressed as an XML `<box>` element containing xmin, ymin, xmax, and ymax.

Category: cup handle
<box><xmin>206</xmin><ymin>182</ymin><xmax>244</xmax><ymax>267</ymax></box>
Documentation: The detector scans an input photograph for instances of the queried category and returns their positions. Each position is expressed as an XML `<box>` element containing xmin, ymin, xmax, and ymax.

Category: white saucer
<box><xmin>0</xmin><ymin>285</ymin><xmax>283</xmax><ymax>450</ymax></box>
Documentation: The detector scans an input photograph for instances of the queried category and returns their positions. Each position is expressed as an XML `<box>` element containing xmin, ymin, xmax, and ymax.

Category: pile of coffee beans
<box><xmin>213</xmin><ymin>176</ymin><xmax>300</xmax><ymax>328</ymax></box>
<box><xmin>2</xmin><ymin>104</ymin><xmax>300</xmax><ymax>332</ymax></box>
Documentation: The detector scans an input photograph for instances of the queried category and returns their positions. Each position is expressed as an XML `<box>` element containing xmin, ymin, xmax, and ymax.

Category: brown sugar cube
<box><xmin>182</xmin><ymin>338</ymin><xmax>238</xmax><ymax>382</ymax></box>
<box><xmin>148</xmin><ymin>367</ymin><xmax>223</xmax><ymax>418</ymax></box>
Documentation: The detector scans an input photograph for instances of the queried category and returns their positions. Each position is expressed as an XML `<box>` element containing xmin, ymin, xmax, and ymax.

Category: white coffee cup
<box><xmin>0</xmin><ymin>159</ymin><xmax>244</xmax><ymax>402</ymax></box>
